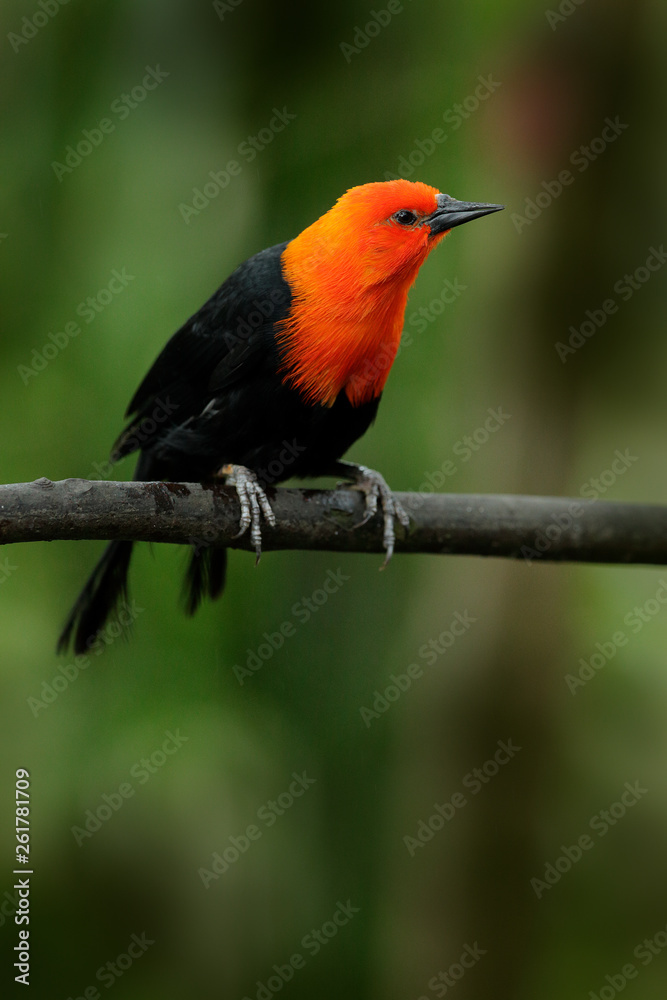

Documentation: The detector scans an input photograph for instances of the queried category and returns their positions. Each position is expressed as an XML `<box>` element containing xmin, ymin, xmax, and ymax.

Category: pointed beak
<box><xmin>425</xmin><ymin>193</ymin><xmax>504</xmax><ymax>236</ymax></box>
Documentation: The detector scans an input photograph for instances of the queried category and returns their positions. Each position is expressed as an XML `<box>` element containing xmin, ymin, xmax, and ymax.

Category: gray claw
<box><xmin>349</xmin><ymin>465</ymin><xmax>410</xmax><ymax>566</ymax></box>
<box><xmin>219</xmin><ymin>464</ymin><xmax>276</xmax><ymax>563</ymax></box>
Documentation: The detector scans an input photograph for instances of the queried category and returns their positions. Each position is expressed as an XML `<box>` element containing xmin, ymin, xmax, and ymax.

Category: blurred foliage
<box><xmin>1</xmin><ymin>0</ymin><xmax>667</xmax><ymax>997</ymax></box>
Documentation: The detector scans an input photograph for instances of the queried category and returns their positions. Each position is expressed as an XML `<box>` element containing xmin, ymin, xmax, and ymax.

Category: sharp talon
<box><xmin>344</xmin><ymin>464</ymin><xmax>409</xmax><ymax>565</ymax></box>
<box><xmin>218</xmin><ymin>464</ymin><xmax>274</xmax><ymax>559</ymax></box>
<box><xmin>351</xmin><ymin>509</ymin><xmax>374</xmax><ymax>530</ymax></box>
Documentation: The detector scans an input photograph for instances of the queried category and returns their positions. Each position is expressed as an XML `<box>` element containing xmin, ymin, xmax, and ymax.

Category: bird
<box><xmin>57</xmin><ymin>179</ymin><xmax>503</xmax><ymax>654</ymax></box>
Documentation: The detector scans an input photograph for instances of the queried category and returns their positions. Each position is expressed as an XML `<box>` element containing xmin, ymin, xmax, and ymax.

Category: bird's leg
<box><xmin>328</xmin><ymin>461</ymin><xmax>410</xmax><ymax>566</ymax></box>
<box><xmin>216</xmin><ymin>464</ymin><xmax>276</xmax><ymax>564</ymax></box>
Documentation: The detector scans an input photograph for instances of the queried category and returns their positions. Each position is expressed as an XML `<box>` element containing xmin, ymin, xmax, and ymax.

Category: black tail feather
<box><xmin>58</xmin><ymin>440</ymin><xmax>229</xmax><ymax>651</ymax></box>
<box><xmin>57</xmin><ymin>540</ymin><xmax>134</xmax><ymax>656</ymax></box>
<box><xmin>182</xmin><ymin>547</ymin><xmax>227</xmax><ymax>616</ymax></box>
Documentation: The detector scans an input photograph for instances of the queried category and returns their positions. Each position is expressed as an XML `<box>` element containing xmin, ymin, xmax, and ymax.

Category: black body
<box><xmin>58</xmin><ymin>243</ymin><xmax>380</xmax><ymax>654</ymax></box>
<box><xmin>113</xmin><ymin>243</ymin><xmax>379</xmax><ymax>482</ymax></box>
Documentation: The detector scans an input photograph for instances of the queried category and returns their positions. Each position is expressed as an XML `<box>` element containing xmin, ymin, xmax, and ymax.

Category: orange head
<box><xmin>277</xmin><ymin>180</ymin><xmax>502</xmax><ymax>407</ymax></box>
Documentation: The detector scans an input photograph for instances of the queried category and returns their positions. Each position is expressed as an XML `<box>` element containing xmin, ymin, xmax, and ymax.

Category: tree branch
<box><xmin>1</xmin><ymin>478</ymin><xmax>667</xmax><ymax>566</ymax></box>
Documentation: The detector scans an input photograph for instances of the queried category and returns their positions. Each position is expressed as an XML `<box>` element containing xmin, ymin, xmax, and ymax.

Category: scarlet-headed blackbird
<box><xmin>58</xmin><ymin>180</ymin><xmax>502</xmax><ymax>654</ymax></box>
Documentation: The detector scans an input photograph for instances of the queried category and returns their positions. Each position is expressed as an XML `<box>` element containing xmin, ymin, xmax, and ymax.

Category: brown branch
<box><xmin>1</xmin><ymin>478</ymin><xmax>667</xmax><ymax>566</ymax></box>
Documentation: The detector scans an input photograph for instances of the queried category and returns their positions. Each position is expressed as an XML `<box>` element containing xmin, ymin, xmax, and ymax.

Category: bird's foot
<box><xmin>217</xmin><ymin>464</ymin><xmax>276</xmax><ymax>564</ymax></box>
<box><xmin>341</xmin><ymin>463</ymin><xmax>410</xmax><ymax>566</ymax></box>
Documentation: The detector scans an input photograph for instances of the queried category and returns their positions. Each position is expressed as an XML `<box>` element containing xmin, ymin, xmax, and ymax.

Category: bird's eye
<box><xmin>392</xmin><ymin>210</ymin><xmax>418</xmax><ymax>226</ymax></box>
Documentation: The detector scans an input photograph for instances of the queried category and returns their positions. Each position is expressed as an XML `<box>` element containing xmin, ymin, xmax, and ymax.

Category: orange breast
<box><xmin>276</xmin><ymin>278</ymin><xmax>411</xmax><ymax>407</ymax></box>
<box><xmin>277</xmin><ymin>242</ymin><xmax>425</xmax><ymax>408</ymax></box>
<box><xmin>275</xmin><ymin>180</ymin><xmax>443</xmax><ymax>408</ymax></box>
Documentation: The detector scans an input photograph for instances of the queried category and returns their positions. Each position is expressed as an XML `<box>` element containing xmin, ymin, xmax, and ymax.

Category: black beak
<box><xmin>425</xmin><ymin>193</ymin><xmax>504</xmax><ymax>236</ymax></box>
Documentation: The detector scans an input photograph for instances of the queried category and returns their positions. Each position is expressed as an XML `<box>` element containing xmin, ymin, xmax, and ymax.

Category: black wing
<box><xmin>110</xmin><ymin>241</ymin><xmax>290</xmax><ymax>463</ymax></box>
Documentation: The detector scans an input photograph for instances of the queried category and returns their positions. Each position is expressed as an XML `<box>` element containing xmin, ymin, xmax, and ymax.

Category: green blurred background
<box><xmin>2</xmin><ymin>0</ymin><xmax>667</xmax><ymax>997</ymax></box>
